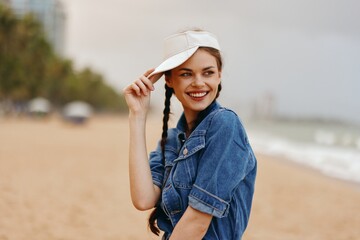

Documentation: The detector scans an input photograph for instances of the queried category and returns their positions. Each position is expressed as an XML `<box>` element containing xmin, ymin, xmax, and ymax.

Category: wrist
<box><xmin>128</xmin><ymin>112</ymin><xmax>147</xmax><ymax>132</ymax></box>
<box><xmin>129</xmin><ymin>111</ymin><xmax>147</xmax><ymax>121</ymax></box>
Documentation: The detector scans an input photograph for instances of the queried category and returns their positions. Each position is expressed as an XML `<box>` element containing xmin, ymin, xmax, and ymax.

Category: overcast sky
<box><xmin>61</xmin><ymin>0</ymin><xmax>360</xmax><ymax>123</ymax></box>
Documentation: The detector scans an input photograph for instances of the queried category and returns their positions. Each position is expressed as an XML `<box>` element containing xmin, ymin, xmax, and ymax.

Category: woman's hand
<box><xmin>123</xmin><ymin>69</ymin><xmax>156</xmax><ymax>116</ymax></box>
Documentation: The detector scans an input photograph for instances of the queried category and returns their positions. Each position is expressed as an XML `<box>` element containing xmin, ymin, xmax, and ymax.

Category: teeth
<box><xmin>189</xmin><ymin>92</ymin><xmax>207</xmax><ymax>98</ymax></box>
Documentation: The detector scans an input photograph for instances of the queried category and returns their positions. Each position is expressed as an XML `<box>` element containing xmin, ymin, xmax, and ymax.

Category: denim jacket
<box><xmin>149</xmin><ymin>102</ymin><xmax>257</xmax><ymax>239</ymax></box>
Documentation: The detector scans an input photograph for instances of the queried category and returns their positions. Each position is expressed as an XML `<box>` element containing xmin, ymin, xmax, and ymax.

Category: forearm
<box><xmin>128</xmin><ymin>113</ymin><xmax>159</xmax><ymax>210</ymax></box>
<box><xmin>170</xmin><ymin>206</ymin><xmax>212</xmax><ymax>240</ymax></box>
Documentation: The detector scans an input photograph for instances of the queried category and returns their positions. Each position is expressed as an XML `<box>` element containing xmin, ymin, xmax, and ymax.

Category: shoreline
<box><xmin>256</xmin><ymin>152</ymin><xmax>360</xmax><ymax>191</ymax></box>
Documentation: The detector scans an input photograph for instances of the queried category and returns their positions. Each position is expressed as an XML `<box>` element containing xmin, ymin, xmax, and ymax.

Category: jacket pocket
<box><xmin>172</xmin><ymin>130</ymin><xmax>206</xmax><ymax>189</ymax></box>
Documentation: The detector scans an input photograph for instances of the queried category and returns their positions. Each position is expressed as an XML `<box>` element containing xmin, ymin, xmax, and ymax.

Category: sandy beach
<box><xmin>0</xmin><ymin>115</ymin><xmax>359</xmax><ymax>240</ymax></box>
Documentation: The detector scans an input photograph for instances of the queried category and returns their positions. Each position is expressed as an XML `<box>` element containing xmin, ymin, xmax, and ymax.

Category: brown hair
<box><xmin>148</xmin><ymin>46</ymin><xmax>223</xmax><ymax>236</ymax></box>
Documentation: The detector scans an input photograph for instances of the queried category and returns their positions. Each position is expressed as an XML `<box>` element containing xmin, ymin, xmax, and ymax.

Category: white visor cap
<box><xmin>148</xmin><ymin>30</ymin><xmax>221</xmax><ymax>80</ymax></box>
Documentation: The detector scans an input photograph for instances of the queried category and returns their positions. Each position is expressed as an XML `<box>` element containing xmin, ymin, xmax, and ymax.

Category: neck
<box><xmin>185</xmin><ymin>120</ymin><xmax>196</xmax><ymax>137</ymax></box>
<box><xmin>183</xmin><ymin>109</ymin><xmax>199</xmax><ymax>133</ymax></box>
<box><xmin>183</xmin><ymin>113</ymin><xmax>197</xmax><ymax>137</ymax></box>
<box><xmin>182</xmin><ymin>101</ymin><xmax>217</xmax><ymax>136</ymax></box>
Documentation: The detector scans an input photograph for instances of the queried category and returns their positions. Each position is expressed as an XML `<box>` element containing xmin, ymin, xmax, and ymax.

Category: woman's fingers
<box><xmin>140</xmin><ymin>75</ymin><xmax>155</xmax><ymax>91</ymax></box>
<box><xmin>144</xmin><ymin>68</ymin><xmax>155</xmax><ymax>78</ymax></box>
<box><xmin>124</xmin><ymin>74</ymin><xmax>154</xmax><ymax>97</ymax></box>
<box><xmin>149</xmin><ymin>72</ymin><xmax>163</xmax><ymax>84</ymax></box>
<box><xmin>123</xmin><ymin>82</ymin><xmax>142</xmax><ymax>97</ymax></box>
<box><xmin>134</xmin><ymin>78</ymin><xmax>149</xmax><ymax>96</ymax></box>
<box><xmin>130</xmin><ymin>82</ymin><xmax>141</xmax><ymax>96</ymax></box>
<box><xmin>144</xmin><ymin>68</ymin><xmax>162</xmax><ymax>84</ymax></box>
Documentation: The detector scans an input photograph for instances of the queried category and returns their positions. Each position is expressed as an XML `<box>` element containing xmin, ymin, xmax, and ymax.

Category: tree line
<box><xmin>0</xmin><ymin>4</ymin><xmax>127</xmax><ymax>113</ymax></box>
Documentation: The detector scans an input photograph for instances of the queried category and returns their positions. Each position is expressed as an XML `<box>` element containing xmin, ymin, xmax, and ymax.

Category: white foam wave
<box><xmin>248</xmin><ymin>131</ymin><xmax>360</xmax><ymax>183</ymax></box>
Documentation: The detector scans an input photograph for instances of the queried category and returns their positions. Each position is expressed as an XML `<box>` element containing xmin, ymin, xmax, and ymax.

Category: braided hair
<box><xmin>148</xmin><ymin>84</ymin><xmax>173</xmax><ymax>236</ymax></box>
<box><xmin>148</xmin><ymin>47</ymin><xmax>223</xmax><ymax>236</ymax></box>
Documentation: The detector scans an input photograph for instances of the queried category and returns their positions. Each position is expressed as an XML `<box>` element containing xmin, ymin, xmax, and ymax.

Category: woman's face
<box><xmin>166</xmin><ymin>49</ymin><xmax>221</xmax><ymax>123</ymax></box>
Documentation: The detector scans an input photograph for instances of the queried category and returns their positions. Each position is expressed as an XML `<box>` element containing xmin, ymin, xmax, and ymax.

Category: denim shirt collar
<box><xmin>176</xmin><ymin>101</ymin><xmax>221</xmax><ymax>133</ymax></box>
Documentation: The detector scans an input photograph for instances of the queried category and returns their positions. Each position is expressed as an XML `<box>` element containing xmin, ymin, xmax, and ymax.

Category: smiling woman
<box><xmin>122</xmin><ymin>29</ymin><xmax>257</xmax><ymax>240</ymax></box>
<box><xmin>165</xmin><ymin>48</ymin><xmax>222</xmax><ymax>127</ymax></box>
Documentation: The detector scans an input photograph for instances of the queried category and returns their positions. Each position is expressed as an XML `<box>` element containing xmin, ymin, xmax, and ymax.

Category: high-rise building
<box><xmin>1</xmin><ymin>0</ymin><xmax>66</xmax><ymax>55</ymax></box>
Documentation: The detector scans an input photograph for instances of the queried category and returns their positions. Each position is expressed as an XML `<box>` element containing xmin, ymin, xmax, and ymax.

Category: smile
<box><xmin>187</xmin><ymin>91</ymin><xmax>209</xmax><ymax>98</ymax></box>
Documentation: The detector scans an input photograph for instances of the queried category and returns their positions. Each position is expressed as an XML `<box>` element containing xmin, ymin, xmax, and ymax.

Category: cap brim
<box><xmin>148</xmin><ymin>46</ymin><xmax>199</xmax><ymax>83</ymax></box>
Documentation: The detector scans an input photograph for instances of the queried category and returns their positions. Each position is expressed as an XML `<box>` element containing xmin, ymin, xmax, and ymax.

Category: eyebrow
<box><xmin>203</xmin><ymin>66</ymin><xmax>216</xmax><ymax>71</ymax></box>
<box><xmin>178</xmin><ymin>66</ymin><xmax>216</xmax><ymax>72</ymax></box>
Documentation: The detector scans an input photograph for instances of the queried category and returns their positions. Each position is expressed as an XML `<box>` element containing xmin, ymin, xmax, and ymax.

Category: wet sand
<box><xmin>244</xmin><ymin>154</ymin><xmax>360</xmax><ymax>240</ymax></box>
<box><xmin>0</xmin><ymin>115</ymin><xmax>359</xmax><ymax>239</ymax></box>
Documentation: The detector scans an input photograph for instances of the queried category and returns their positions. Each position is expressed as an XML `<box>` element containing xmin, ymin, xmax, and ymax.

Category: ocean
<box><xmin>245</xmin><ymin>119</ymin><xmax>360</xmax><ymax>184</ymax></box>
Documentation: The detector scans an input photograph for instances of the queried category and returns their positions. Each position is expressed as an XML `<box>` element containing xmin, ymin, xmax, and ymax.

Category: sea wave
<box><xmin>248</xmin><ymin>131</ymin><xmax>360</xmax><ymax>184</ymax></box>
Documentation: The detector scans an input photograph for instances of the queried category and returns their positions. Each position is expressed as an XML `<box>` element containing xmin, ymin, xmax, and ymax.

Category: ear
<box><xmin>218</xmin><ymin>71</ymin><xmax>222</xmax><ymax>82</ymax></box>
<box><xmin>165</xmin><ymin>75</ymin><xmax>173</xmax><ymax>88</ymax></box>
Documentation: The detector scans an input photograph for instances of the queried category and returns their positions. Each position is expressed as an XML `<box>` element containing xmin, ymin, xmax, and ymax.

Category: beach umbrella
<box><xmin>63</xmin><ymin>101</ymin><xmax>93</xmax><ymax>124</ymax></box>
<box><xmin>28</xmin><ymin>97</ymin><xmax>51</xmax><ymax>115</ymax></box>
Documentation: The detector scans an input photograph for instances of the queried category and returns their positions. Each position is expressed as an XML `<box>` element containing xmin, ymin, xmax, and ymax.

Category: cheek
<box><xmin>212</xmin><ymin>77</ymin><xmax>221</xmax><ymax>87</ymax></box>
<box><xmin>172</xmin><ymin>81</ymin><xmax>187</xmax><ymax>91</ymax></box>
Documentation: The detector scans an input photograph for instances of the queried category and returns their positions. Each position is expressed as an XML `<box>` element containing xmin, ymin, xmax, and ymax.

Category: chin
<box><xmin>192</xmin><ymin>100</ymin><xmax>213</xmax><ymax>111</ymax></box>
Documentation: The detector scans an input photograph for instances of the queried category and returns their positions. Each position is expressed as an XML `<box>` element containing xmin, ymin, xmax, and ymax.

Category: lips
<box><xmin>187</xmin><ymin>91</ymin><xmax>208</xmax><ymax>98</ymax></box>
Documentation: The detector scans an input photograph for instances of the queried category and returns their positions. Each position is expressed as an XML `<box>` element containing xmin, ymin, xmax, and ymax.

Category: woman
<box><xmin>123</xmin><ymin>29</ymin><xmax>257</xmax><ymax>239</ymax></box>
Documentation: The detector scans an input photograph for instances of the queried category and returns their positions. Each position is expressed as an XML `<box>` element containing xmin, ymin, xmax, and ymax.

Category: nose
<box><xmin>191</xmin><ymin>75</ymin><xmax>205</xmax><ymax>87</ymax></box>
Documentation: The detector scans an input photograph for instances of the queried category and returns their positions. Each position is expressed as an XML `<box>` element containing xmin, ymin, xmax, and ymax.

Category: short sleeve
<box><xmin>188</xmin><ymin>110</ymin><xmax>255</xmax><ymax>218</ymax></box>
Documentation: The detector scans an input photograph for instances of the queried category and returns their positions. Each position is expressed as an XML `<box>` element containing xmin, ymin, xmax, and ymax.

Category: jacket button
<box><xmin>183</xmin><ymin>148</ymin><xmax>188</xmax><ymax>156</ymax></box>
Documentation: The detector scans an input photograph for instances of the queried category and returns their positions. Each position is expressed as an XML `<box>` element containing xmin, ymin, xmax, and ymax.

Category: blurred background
<box><xmin>1</xmin><ymin>0</ymin><xmax>360</xmax><ymax>239</ymax></box>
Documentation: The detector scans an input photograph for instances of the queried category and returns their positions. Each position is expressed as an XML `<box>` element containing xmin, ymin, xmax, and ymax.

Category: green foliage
<box><xmin>0</xmin><ymin>4</ymin><xmax>126</xmax><ymax>112</ymax></box>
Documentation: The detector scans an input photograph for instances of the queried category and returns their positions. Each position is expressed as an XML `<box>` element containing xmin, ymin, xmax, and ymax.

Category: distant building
<box><xmin>1</xmin><ymin>0</ymin><xmax>66</xmax><ymax>55</ymax></box>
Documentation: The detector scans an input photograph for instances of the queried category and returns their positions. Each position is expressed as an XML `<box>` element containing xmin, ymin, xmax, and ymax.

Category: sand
<box><xmin>0</xmin><ymin>115</ymin><xmax>359</xmax><ymax>240</ymax></box>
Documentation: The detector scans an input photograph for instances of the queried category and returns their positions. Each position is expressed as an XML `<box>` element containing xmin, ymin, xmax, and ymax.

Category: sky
<box><xmin>61</xmin><ymin>0</ymin><xmax>360</xmax><ymax>123</ymax></box>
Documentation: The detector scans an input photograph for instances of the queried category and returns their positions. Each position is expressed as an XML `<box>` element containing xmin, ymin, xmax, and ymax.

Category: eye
<box><xmin>180</xmin><ymin>72</ymin><xmax>192</xmax><ymax>77</ymax></box>
<box><xmin>204</xmin><ymin>70</ymin><xmax>215</xmax><ymax>76</ymax></box>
